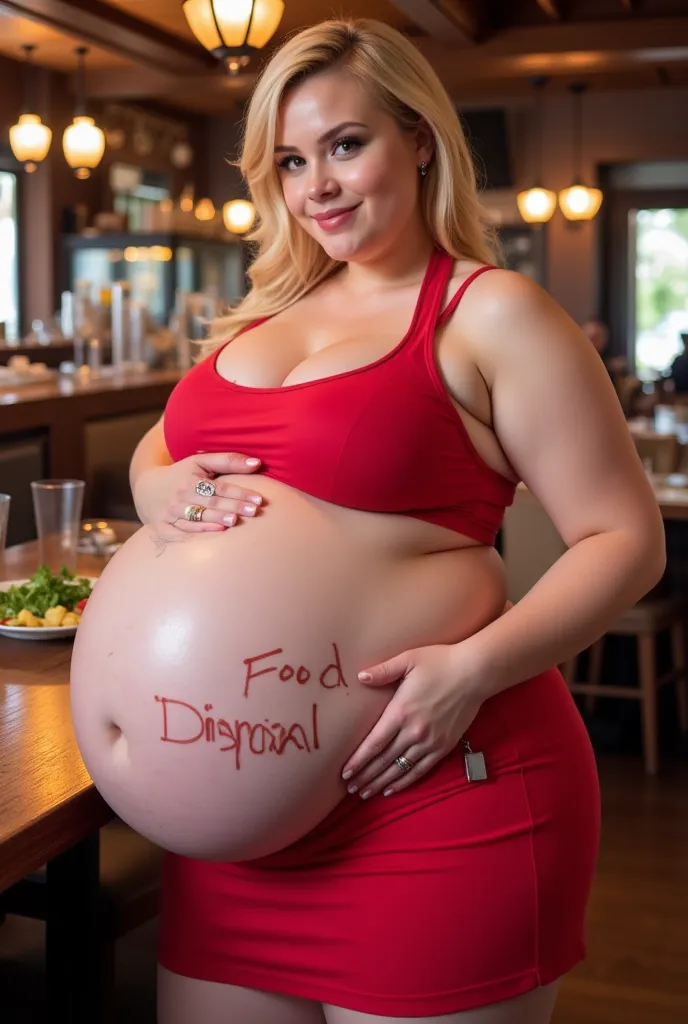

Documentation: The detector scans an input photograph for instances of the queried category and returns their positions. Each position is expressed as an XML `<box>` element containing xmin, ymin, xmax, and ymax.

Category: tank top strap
<box><xmin>412</xmin><ymin>248</ymin><xmax>457</xmax><ymax>339</ymax></box>
<box><xmin>436</xmin><ymin>264</ymin><xmax>498</xmax><ymax>329</ymax></box>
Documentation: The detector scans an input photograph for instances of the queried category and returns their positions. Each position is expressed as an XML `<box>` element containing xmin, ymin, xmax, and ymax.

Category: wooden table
<box><xmin>0</xmin><ymin>521</ymin><xmax>138</xmax><ymax>1021</ymax></box>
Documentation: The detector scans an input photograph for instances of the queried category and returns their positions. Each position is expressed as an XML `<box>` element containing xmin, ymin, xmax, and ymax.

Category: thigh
<box><xmin>158</xmin><ymin>964</ymin><xmax>327</xmax><ymax>1024</ymax></box>
<box><xmin>323</xmin><ymin>981</ymin><xmax>559</xmax><ymax>1024</ymax></box>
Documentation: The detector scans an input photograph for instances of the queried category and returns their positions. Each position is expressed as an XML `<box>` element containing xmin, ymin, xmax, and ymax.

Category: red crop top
<box><xmin>163</xmin><ymin>247</ymin><xmax>517</xmax><ymax>546</ymax></box>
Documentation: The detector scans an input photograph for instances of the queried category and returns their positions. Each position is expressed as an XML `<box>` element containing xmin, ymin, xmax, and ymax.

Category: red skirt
<box><xmin>158</xmin><ymin>666</ymin><xmax>600</xmax><ymax>1016</ymax></box>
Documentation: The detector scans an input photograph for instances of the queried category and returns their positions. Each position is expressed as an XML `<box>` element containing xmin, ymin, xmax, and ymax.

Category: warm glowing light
<box><xmin>223</xmin><ymin>198</ymin><xmax>256</xmax><ymax>234</ymax></box>
<box><xmin>9</xmin><ymin>113</ymin><xmax>52</xmax><ymax>171</ymax></box>
<box><xmin>558</xmin><ymin>184</ymin><xmax>603</xmax><ymax>222</ymax></box>
<box><xmin>63</xmin><ymin>115</ymin><xmax>105</xmax><ymax>179</ymax></box>
<box><xmin>124</xmin><ymin>247</ymin><xmax>139</xmax><ymax>263</ymax></box>
<box><xmin>516</xmin><ymin>187</ymin><xmax>557</xmax><ymax>224</ymax></box>
<box><xmin>182</xmin><ymin>0</ymin><xmax>285</xmax><ymax>63</ymax></box>
<box><xmin>195</xmin><ymin>198</ymin><xmax>216</xmax><ymax>221</ymax></box>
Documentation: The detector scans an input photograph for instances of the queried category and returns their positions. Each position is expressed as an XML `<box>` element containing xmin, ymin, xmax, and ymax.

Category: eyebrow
<box><xmin>274</xmin><ymin>121</ymin><xmax>369</xmax><ymax>153</ymax></box>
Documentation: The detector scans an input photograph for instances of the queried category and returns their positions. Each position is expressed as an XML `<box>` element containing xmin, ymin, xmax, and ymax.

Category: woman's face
<box><xmin>274</xmin><ymin>66</ymin><xmax>433</xmax><ymax>263</ymax></box>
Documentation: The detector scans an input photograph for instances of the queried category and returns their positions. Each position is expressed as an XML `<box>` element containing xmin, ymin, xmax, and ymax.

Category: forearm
<box><xmin>458</xmin><ymin>530</ymin><xmax>666</xmax><ymax>700</ymax></box>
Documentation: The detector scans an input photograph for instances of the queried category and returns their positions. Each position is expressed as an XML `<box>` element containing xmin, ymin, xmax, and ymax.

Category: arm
<box><xmin>129</xmin><ymin>416</ymin><xmax>173</xmax><ymax>524</ymax></box>
<box><xmin>451</xmin><ymin>271</ymin><xmax>666</xmax><ymax>699</ymax></box>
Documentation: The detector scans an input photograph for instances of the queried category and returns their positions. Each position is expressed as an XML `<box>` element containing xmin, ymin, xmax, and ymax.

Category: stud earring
<box><xmin>419</xmin><ymin>161</ymin><xmax>429</xmax><ymax>177</ymax></box>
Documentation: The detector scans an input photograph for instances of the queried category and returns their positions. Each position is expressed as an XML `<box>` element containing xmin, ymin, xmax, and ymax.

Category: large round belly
<box><xmin>70</xmin><ymin>481</ymin><xmax>505</xmax><ymax>861</ymax></box>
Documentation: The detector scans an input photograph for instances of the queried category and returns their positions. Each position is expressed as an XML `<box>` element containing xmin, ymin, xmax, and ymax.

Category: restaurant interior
<box><xmin>1</xmin><ymin>0</ymin><xmax>687</xmax><ymax>1021</ymax></box>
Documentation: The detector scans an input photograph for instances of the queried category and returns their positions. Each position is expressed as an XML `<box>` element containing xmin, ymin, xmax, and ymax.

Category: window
<box><xmin>634</xmin><ymin>208</ymin><xmax>688</xmax><ymax>378</ymax></box>
<box><xmin>0</xmin><ymin>171</ymin><xmax>19</xmax><ymax>341</ymax></box>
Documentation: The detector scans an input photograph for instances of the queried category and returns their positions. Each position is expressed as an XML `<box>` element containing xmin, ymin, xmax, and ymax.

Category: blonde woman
<box><xmin>128</xmin><ymin>18</ymin><xmax>664</xmax><ymax>1024</ymax></box>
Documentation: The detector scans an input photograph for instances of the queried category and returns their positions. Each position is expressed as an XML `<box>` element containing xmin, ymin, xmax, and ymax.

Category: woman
<box><xmin>122</xmin><ymin>18</ymin><xmax>664</xmax><ymax>1024</ymax></box>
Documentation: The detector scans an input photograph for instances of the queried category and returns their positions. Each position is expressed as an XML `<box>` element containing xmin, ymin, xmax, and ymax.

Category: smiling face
<box><xmin>274</xmin><ymin>65</ymin><xmax>433</xmax><ymax>264</ymax></box>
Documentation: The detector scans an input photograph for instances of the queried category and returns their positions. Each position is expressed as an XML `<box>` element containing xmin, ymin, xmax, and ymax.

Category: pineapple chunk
<box><xmin>61</xmin><ymin>611</ymin><xmax>80</xmax><ymax>627</ymax></box>
<box><xmin>44</xmin><ymin>605</ymin><xmax>68</xmax><ymax>627</ymax></box>
<box><xmin>17</xmin><ymin>608</ymin><xmax>42</xmax><ymax>627</ymax></box>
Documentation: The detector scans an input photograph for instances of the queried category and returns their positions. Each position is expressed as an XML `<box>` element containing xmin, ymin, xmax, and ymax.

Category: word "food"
<box><xmin>242</xmin><ymin>642</ymin><xmax>349</xmax><ymax>698</ymax></box>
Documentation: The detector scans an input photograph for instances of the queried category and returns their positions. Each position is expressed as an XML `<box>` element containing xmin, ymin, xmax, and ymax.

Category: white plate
<box><xmin>0</xmin><ymin>577</ymin><xmax>98</xmax><ymax>641</ymax></box>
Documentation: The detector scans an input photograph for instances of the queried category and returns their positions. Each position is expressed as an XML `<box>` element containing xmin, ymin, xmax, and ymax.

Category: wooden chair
<box><xmin>560</xmin><ymin>599</ymin><xmax>688</xmax><ymax>774</ymax></box>
<box><xmin>503</xmin><ymin>487</ymin><xmax>688</xmax><ymax>774</ymax></box>
<box><xmin>632</xmin><ymin>433</ymin><xmax>679</xmax><ymax>474</ymax></box>
<box><xmin>0</xmin><ymin>819</ymin><xmax>162</xmax><ymax>1022</ymax></box>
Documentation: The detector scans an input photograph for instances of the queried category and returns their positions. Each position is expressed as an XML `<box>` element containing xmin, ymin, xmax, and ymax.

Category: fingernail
<box><xmin>249</xmin><ymin>495</ymin><xmax>262</xmax><ymax>505</ymax></box>
<box><xmin>347</xmin><ymin>784</ymin><xmax>358</xmax><ymax>795</ymax></box>
<box><xmin>223</xmin><ymin>514</ymin><xmax>237</xmax><ymax>526</ymax></box>
<box><xmin>358</xmin><ymin>672</ymin><xmax>372</xmax><ymax>682</ymax></box>
<box><xmin>242</xmin><ymin>504</ymin><xmax>256</xmax><ymax>515</ymax></box>
<box><xmin>360</xmin><ymin>790</ymin><xmax>372</xmax><ymax>800</ymax></box>
<box><xmin>383</xmin><ymin>788</ymin><xmax>394</xmax><ymax>797</ymax></box>
<box><xmin>246</xmin><ymin>458</ymin><xmax>260</xmax><ymax>466</ymax></box>
<box><xmin>342</xmin><ymin>769</ymin><xmax>353</xmax><ymax>780</ymax></box>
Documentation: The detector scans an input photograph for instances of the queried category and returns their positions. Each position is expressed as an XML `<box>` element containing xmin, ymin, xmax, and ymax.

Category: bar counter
<box><xmin>0</xmin><ymin>368</ymin><xmax>181</xmax><ymax>544</ymax></box>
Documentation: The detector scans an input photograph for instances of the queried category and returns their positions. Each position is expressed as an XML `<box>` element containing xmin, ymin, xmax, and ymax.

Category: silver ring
<box><xmin>395</xmin><ymin>755</ymin><xmax>415</xmax><ymax>773</ymax></box>
<box><xmin>195</xmin><ymin>479</ymin><xmax>216</xmax><ymax>498</ymax></box>
<box><xmin>184</xmin><ymin>504</ymin><xmax>205</xmax><ymax>522</ymax></box>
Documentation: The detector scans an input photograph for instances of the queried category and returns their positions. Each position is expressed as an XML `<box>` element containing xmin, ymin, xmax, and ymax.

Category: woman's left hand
<box><xmin>340</xmin><ymin>643</ymin><xmax>485</xmax><ymax>799</ymax></box>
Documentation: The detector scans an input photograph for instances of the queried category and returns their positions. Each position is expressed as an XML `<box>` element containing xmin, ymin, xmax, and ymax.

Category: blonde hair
<box><xmin>204</xmin><ymin>17</ymin><xmax>500</xmax><ymax>354</ymax></box>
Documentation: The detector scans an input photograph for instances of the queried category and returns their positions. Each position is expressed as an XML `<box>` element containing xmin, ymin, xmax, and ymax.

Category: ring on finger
<box><xmin>195</xmin><ymin>479</ymin><xmax>216</xmax><ymax>498</ymax></box>
<box><xmin>395</xmin><ymin>755</ymin><xmax>415</xmax><ymax>773</ymax></box>
<box><xmin>184</xmin><ymin>504</ymin><xmax>205</xmax><ymax>522</ymax></box>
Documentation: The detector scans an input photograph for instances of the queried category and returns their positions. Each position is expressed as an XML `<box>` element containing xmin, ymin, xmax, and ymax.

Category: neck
<box><xmin>339</xmin><ymin>220</ymin><xmax>436</xmax><ymax>295</ymax></box>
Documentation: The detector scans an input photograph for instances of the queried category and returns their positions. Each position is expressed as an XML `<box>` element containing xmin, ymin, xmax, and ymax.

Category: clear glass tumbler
<box><xmin>31</xmin><ymin>479</ymin><xmax>85</xmax><ymax>574</ymax></box>
<box><xmin>0</xmin><ymin>493</ymin><xmax>10</xmax><ymax>568</ymax></box>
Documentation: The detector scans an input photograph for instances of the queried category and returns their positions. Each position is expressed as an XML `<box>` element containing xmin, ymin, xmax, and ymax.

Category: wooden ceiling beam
<box><xmin>0</xmin><ymin>0</ymin><xmax>214</xmax><ymax>75</ymax></box>
<box><xmin>536</xmin><ymin>0</ymin><xmax>562</xmax><ymax>19</ymax></box>
<box><xmin>387</xmin><ymin>1</ymin><xmax>479</xmax><ymax>45</ymax></box>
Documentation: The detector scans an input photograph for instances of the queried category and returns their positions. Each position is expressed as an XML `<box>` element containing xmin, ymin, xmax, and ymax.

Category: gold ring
<box><xmin>184</xmin><ymin>504</ymin><xmax>205</xmax><ymax>522</ymax></box>
<box><xmin>395</xmin><ymin>755</ymin><xmax>415</xmax><ymax>773</ymax></box>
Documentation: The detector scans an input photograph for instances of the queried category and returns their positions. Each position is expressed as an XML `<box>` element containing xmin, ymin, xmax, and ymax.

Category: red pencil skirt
<box><xmin>158</xmin><ymin>666</ymin><xmax>600</xmax><ymax>1016</ymax></box>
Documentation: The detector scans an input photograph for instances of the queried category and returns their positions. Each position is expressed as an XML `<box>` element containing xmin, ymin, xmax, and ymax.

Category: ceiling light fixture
<box><xmin>9</xmin><ymin>45</ymin><xmax>52</xmax><ymax>173</ymax></box>
<box><xmin>517</xmin><ymin>76</ymin><xmax>556</xmax><ymax>225</ymax></box>
<box><xmin>558</xmin><ymin>82</ymin><xmax>603</xmax><ymax>222</ymax></box>
<box><xmin>182</xmin><ymin>0</ymin><xmax>285</xmax><ymax>75</ymax></box>
<box><xmin>62</xmin><ymin>46</ymin><xmax>105</xmax><ymax>180</ymax></box>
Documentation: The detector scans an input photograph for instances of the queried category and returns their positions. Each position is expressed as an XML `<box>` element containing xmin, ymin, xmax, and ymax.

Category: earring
<box><xmin>419</xmin><ymin>161</ymin><xmax>429</xmax><ymax>177</ymax></box>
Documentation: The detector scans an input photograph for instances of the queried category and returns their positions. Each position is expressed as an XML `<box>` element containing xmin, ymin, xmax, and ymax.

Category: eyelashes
<box><xmin>277</xmin><ymin>136</ymin><xmax>364</xmax><ymax>172</ymax></box>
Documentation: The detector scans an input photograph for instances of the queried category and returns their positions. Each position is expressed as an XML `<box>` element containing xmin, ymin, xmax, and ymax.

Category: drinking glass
<box><xmin>0</xmin><ymin>493</ymin><xmax>10</xmax><ymax>568</ymax></box>
<box><xmin>31</xmin><ymin>480</ymin><xmax>85</xmax><ymax>574</ymax></box>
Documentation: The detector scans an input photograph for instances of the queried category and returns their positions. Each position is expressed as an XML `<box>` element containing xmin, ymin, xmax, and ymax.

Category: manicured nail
<box><xmin>358</xmin><ymin>672</ymin><xmax>372</xmax><ymax>682</ymax></box>
<box><xmin>223</xmin><ymin>514</ymin><xmax>237</xmax><ymax>526</ymax></box>
<box><xmin>243</xmin><ymin>504</ymin><xmax>256</xmax><ymax>515</ymax></box>
<box><xmin>342</xmin><ymin>769</ymin><xmax>353</xmax><ymax>780</ymax></box>
<box><xmin>249</xmin><ymin>495</ymin><xmax>262</xmax><ymax>505</ymax></box>
<box><xmin>246</xmin><ymin>458</ymin><xmax>260</xmax><ymax>466</ymax></box>
<box><xmin>360</xmin><ymin>790</ymin><xmax>372</xmax><ymax>800</ymax></box>
<box><xmin>383</xmin><ymin>788</ymin><xmax>394</xmax><ymax>797</ymax></box>
<box><xmin>347</xmin><ymin>784</ymin><xmax>358</xmax><ymax>795</ymax></box>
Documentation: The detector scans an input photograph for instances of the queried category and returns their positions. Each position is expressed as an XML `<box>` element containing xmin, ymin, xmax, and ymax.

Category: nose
<box><xmin>307</xmin><ymin>160</ymin><xmax>340</xmax><ymax>202</ymax></box>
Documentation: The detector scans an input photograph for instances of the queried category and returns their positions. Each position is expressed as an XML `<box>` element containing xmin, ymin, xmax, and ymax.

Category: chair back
<box><xmin>632</xmin><ymin>434</ymin><xmax>678</xmax><ymax>474</ymax></box>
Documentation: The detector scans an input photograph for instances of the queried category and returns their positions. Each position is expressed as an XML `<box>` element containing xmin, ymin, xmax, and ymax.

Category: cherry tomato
<box><xmin>76</xmin><ymin>597</ymin><xmax>88</xmax><ymax>613</ymax></box>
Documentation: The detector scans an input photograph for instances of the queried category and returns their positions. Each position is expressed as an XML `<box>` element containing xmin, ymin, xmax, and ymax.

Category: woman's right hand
<box><xmin>134</xmin><ymin>452</ymin><xmax>264</xmax><ymax>533</ymax></box>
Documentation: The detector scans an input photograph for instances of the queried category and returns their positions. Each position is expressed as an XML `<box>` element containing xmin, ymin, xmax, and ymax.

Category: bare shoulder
<box><xmin>445</xmin><ymin>267</ymin><xmax>584</xmax><ymax>384</ymax></box>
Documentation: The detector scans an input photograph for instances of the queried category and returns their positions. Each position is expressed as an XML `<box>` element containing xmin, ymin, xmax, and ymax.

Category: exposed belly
<box><xmin>70</xmin><ymin>477</ymin><xmax>506</xmax><ymax>861</ymax></box>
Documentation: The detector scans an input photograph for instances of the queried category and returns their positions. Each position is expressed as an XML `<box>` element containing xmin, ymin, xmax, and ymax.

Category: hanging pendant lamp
<box><xmin>558</xmin><ymin>83</ymin><xmax>603</xmax><ymax>222</ymax></box>
<box><xmin>182</xmin><ymin>0</ymin><xmax>285</xmax><ymax>74</ymax></box>
<box><xmin>517</xmin><ymin>76</ymin><xmax>556</xmax><ymax>225</ymax></box>
<box><xmin>62</xmin><ymin>47</ymin><xmax>105</xmax><ymax>180</ymax></box>
<box><xmin>9</xmin><ymin>45</ymin><xmax>52</xmax><ymax>173</ymax></box>
<box><xmin>223</xmin><ymin>198</ymin><xmax>256</xmax><ymax>234</ymax></box>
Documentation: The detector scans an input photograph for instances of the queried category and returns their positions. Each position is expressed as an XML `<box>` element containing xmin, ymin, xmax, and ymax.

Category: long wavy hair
<box><xmin>203</xmin><ymin>17</ymin><xmax>500</xmax><ymax>354</ymax></box>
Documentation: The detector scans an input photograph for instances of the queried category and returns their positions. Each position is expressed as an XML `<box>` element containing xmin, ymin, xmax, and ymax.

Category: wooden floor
<box><xmin>554</xmin><ymin>756</ymin><xmax>688</xmax><ymax>1024</ymax></box>
<box><xmin>0</xmin><ymin>754</ymin><xmax>687</xmax><ymax>1022</ymax></box>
